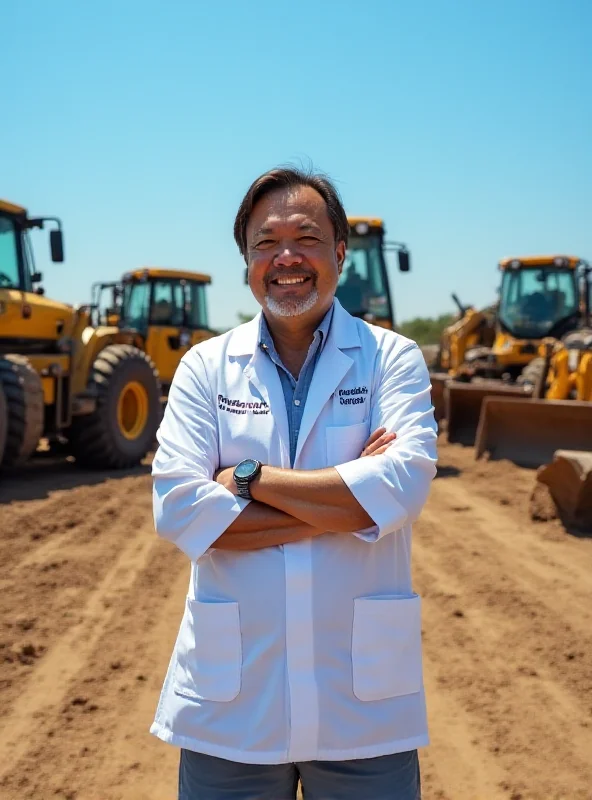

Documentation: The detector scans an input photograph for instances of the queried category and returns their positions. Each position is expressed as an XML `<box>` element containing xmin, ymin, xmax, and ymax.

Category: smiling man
<box><xmin>150</xmin><ymin>166</ymin><xmax>438</xmax><ymax>799</ymax></box>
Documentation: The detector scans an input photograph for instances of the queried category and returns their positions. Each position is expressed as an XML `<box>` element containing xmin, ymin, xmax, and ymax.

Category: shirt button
<box><xmin>294</xmin><ymin>399</ymin><xmax>301</xmax><ymax>406</ymax></box>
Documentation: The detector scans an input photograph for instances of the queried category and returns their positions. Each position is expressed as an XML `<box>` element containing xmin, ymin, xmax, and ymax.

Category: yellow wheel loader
<box><xmin>444</xmin><ymin>255</ymin><xmax>587</xmax><ymax>445</ymax></box>
<box><xmin>89</xmin><ymin>268</ymin><xmax>214</xmax><ymax>392</ymax></box>
<box><xmin>0</xmin><ymin>199</ymin><xmax>213</xmax><ymax>470</ymax></box>
<box><xmin>475</xmin><ymin>265</ymin><xmax>592</xmax><ymax>469</ymax></box>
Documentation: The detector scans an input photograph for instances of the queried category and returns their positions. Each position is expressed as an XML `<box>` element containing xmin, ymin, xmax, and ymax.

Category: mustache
<box><xmin>264</xmin><ymin>269</ymin><xmax>317</xmax><ymax>287</ymax></box>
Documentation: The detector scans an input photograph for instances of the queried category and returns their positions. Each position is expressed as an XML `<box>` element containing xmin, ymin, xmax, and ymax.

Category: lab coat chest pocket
<box><xmin>325</xmin><ymin>422</ymin><xmax>369</xmax><ymax>466</ymax></box>
<box><xmin>174</xmin><ymin>598</ymin><xmax>241</xmax><ymax>702</ymax></box>
<box><xmin>352</xmin><ymin>594</ymin><xmax>422</xmax><ymax>701</ymax></box>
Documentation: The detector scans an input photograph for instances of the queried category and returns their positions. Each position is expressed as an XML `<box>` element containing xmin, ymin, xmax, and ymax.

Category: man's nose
<box><xmin>273</xmin><ymin>246</ymin><xmax>303</xmax><ymax>268</ymax></box>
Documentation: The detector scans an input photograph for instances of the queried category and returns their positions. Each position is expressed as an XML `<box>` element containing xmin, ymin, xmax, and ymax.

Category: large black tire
<box><xmin>0</xmin><ymin>384</ymin><xmax>7</xmax><ymax>467</ymax></box>
<box><xmin>69</xmin><ymin>344</ymin><xmax>161</xmax><ymax>469</ymax></box>
<box><xmin>0</xmin><ymin>355</ymin><xmax>44</xmax><ymax>468</ymax></box>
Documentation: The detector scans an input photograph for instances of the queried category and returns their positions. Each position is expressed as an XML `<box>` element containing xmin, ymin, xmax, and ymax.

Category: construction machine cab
<box><xmin>0</xmin><ymin>200</ymin><xmax>214</xmax><ymax>473</ymax></box>
<box><xmin>498</xmin><ymin>256</ymin><xmax>581</xmax><ymax>341</ymax></box>
<box><xmin>335</xmin><ymin>217</ymin><xmax>410</xmax><ymax>330</ymax></box>
<box><xmin>117</xmin><ymin>268</ymin><xmax>213</xmax><ymax>389</ymax></box>
<box><xmin>89</xmin><ymin>281</ymin><xmax>122</xmax><ymax>327</ymax></box>
<box><xmin>0</xmin><ymin>199</ymin><xmax>64</xmax><ymax>297</ymax></box>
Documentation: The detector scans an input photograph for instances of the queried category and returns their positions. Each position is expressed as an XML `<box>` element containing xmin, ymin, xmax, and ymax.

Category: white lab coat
<box><xmin>150</xmin><ymin>298</ymin><xmax>438</xmax><ymax>764</ymax></box>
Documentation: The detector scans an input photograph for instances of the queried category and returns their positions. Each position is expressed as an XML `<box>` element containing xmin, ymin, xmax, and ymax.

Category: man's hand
<box><xmin>360</xmin><ymin>427</ymin><xmax>396</xmax><ymax>457</ymax></box>
<box><xmin>214</xmin><ymin>427</ymin><xmax>395</xmax><ymax>495</ymax></box>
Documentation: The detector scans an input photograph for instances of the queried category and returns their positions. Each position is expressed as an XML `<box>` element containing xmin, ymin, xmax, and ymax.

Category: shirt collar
<box><xmin>258</xmin><ymin>300</ymin><xmax>335</xmax><ymax>354</ymax></box>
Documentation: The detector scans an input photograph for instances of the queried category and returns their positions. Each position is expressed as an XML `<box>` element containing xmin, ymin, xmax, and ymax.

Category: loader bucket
<box><xmin>445</xmin><ymin>381</ymin><xmax>532</xmax><ymax>446</ymax></box>
<box><xmin>475</xmin><ymin>398</ymin><xmax>592</xmax><ymax>468</ymax></box>
<box><xmin>429</xmin><ymin>372</ymin><xmax>449</xmax><ymax>425</ymax></box>
<box><xmin>533</xmin><ymin>450</ymin><xmax>592</xmax><ymax>529</ymax></box>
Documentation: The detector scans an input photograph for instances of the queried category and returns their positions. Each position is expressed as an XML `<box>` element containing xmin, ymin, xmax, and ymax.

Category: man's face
<box><xmin>245</xmin><ymin>185</ymin><xmax>346</xmax><ymax>320</ymax></box>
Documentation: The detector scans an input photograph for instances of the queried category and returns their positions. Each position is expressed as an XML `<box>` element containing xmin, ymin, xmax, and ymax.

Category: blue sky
<box><xmin>2</xmin><ymin>0</ymin><xmax>591</xmax><ymax>331</ymax></box>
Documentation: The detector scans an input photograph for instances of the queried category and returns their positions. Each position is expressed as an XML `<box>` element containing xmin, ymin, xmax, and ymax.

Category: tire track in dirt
<box><xmin>435</xmin><ymin>477</ymin><xmax>592</xmax><ymax>602</ymax></box>
<box><xmin>0</xmin><ymin>529</ymin><xmax>189</xmax><ymax>799</ymax></box>
<box><xmin>0</xmin><ymin>521</ymin><xmax>157</xmax><ymax>784</ymax></box>
<box><xmin>2</xmin><ymin>443</ymin><xmax>592</xmax><ymax>799</ymax></box>
<box><xmin>414</xmin><ymin>466</ymin><xmax>592</xmax><ymax>800</ymax></box>
<box><xmin>419</xmin><ymin>654</ymin><xmax>508</xmax><ymax>800</ymax></box>
<box><xmin>0</xmin><ymin>473</ymin><xmax>153</xmax><ymax>717</ymax></box>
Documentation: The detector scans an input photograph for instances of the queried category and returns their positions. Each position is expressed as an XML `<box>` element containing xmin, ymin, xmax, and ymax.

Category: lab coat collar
<box><xmin>227</xmin><ymin>299</ymin><xmax>362</xmax><ymax>467</ymax></box>
<box><xmin>226</xmin><ymin>298</ymin><xmax>361</xmax><ymax>357</ymax></box>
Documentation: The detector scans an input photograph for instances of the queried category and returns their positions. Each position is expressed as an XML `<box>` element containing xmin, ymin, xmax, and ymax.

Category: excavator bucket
<box><xmin>475</xmin><ymin>398</ymin><xmax>592</xmax><ymax>468</ymax></box>
<box><xmin>532</xmin><ymin>450</ymin><xmax>592</xmax><ymax>529</ymax></box>
<box><xmin>445</xmin><ymin>381</ymin><xmax>533</xmax><ymax>446</ymax></box>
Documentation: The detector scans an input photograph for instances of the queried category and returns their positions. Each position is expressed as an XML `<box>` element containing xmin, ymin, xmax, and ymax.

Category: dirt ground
<box><xmin>0</xmin><ymin>440</ymin><xmax>591</xmax><ymax>800</ymax></box>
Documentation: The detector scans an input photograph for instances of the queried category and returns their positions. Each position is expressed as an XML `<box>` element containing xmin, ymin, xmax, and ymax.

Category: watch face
<box><xmin>234</xmin><ymin>459</ymin><xmax>259</xmax><ymax>480</ymax></box>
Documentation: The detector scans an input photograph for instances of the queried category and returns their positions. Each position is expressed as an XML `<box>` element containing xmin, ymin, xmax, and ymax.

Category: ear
<box><xmin>336</xmin><ymin>241</ymin><xmax>346</xmax><ymax>276</ymax></box>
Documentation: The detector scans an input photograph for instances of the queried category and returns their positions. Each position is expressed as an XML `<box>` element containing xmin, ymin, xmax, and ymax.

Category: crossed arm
<box><xmin>212</xmin><ymin>428</ymin><xmax>394</xmax><ymax>550</ymax></box>
<box><xmin>152</xmin><ymin>344</ymin><xmax>438</xmax><ymax>560</ymax></box>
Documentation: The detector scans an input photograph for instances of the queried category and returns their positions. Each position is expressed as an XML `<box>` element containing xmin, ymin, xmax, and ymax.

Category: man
<box><xmin>151</xmin><ymin>166</ymin><xmax>438</xmax><ymax>799</ymax></box>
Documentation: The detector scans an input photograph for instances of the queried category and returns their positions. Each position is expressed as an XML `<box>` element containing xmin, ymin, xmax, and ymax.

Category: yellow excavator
<box><xmin>444</xmin><ymin>254</ymin><xmax>587</xmax><ymax>444</ymax></box>
<box><xmin>0</xmin><ymin>198</ymin><xmax>213</xmax><ymax>471</ymax></box>
<box><xmin>475</xmin><ymin>262</ymin><xmax>592</xmax><ymax>467</ymax></box>
<box><xmin>428</xmin><ymin>293</ymin><xmax>497</xmax><ymax>423</ymax></box>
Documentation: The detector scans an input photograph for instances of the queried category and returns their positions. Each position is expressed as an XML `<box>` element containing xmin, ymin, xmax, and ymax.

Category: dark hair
<box><xmin>233</xmin><ymin>165</ymin><xmax>349</xmax><ymax>260</ymax></box>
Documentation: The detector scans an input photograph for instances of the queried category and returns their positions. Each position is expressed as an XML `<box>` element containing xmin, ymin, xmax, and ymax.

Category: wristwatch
<box><xmin>233</xmin><ymin>459</ymin><xmax>262</xmax><ymax>500</ymax></box>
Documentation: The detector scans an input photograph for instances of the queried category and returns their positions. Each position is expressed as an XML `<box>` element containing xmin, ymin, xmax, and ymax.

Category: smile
<box><xmin>271</xmin><ymin>276</ymin><xmax>311</xmax><ymax>286</ymax></box>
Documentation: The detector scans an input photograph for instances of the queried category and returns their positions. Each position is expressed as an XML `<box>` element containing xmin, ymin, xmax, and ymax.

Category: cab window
<box><xmin>0</xmin><ymin>216</ymin><xmax>20</xmax><ymax>289</ymax></box>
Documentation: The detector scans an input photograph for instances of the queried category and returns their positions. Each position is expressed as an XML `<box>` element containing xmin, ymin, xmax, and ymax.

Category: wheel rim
<box><xmin>117</xmin><ymin>381</ymin><xmax>149</xmax><ymax>440</ymax></box>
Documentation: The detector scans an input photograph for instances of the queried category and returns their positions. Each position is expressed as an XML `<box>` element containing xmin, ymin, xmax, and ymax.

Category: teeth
<box><xmin>275</xmin><ymin>277</ymin><xmax>307</xmax><ymax>285</ymax></box>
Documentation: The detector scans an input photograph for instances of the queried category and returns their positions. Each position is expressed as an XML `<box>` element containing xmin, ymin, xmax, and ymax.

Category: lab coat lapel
<box><xmin>242</xmin><ymin>338</ymin><xmax>291</xmax><ymax>468</ymax></box>
<box><xmin>294</xmin><ymin>301</ymin><xmax>360</xmax><ymax>466</ymax></box>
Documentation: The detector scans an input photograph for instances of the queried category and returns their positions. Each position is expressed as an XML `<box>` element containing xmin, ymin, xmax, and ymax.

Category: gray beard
<box><xmin>264</xmin><ymin>287</ymin><xmax>319</xmax><ymax>317</ymax></box>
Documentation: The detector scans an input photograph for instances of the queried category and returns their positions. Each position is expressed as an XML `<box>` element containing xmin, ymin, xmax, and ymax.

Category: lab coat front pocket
<box><xmin>326</xmin><ymin>422</ymin><xmax>369</xmax><ymax>466</ymax></box>
<box><xmin>174</xmin><ymin>598</ymin><xmax>242</xmax><ymax>702</ymax></box>
<box><xmin>352</xmin><ymin>594</ymin><xmax>422</xmax><ymax>701</ymax></box>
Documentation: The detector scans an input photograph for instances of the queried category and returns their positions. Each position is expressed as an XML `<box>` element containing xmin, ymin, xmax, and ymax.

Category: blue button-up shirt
<box><xmin>259</xmin><ymin>303</ymin><xmax>334</xmax><ymax>467</ymax></box>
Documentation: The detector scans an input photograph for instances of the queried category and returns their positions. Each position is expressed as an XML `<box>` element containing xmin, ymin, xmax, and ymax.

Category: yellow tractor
<box><xmin>0</xmin><ymin>198</ymin><xmax>213</xmax><ymax>470</ymax></box>
<box><xmin>444</xmin><ymin>254</ymin><xmax>587</xmax><ymax>444</ymax></box>
<box><xmin>335</xmin><ymin>216</ymin><xmax>411</xmax><ymax>330</ymax></box>
<box><xmin>474</xmin><ymin>263</ymin><xmax>592</xmax><ymax>467</ymax></box>
<box><xmin>89</xmin><ymin>268</ymin><xmax>214</xmax><ymax>392</ymax></box>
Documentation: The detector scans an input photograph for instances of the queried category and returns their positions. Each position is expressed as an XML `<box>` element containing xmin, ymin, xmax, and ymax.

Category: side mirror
<box><xmin>398</xmin><ymin>249</ymin><xmax>411</xmax><ymax>272</ymax></box>
<box><xmin>50</xmin><ymin>229</ymin><xmax>64</xmax><ymax>262</ymax></box>
<box><xmin>31</xmin><ymin>271</ymin><xmax>43</xmax><ymax>283</ymax></box>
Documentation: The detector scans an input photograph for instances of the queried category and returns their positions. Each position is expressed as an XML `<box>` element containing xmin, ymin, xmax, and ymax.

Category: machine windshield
<box><xmin>120</xmin><ymin>281</ymin><xmax>150</xmax><ymax>330</ymax></box>
<box><xmin>335</xmin><ymin>233</ymin><xmax>390</xmax><ymax>320</ymax></box>
<box><xmin>0</xmin><ymin>216</ymin><xmax>20</xmax><ymax>289</ymax></box>
<box><xmin>120</xmin><ymin>278</ymin><xmax>209</xmax><ymax>330</ymax></box>
<box><xmin>499</xmin><ymin>267</ymin><xmax>578</xmax><ymax>338</ymax></box>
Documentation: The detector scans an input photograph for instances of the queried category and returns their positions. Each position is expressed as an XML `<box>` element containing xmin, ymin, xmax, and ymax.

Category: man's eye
<box><xmin>299</xmin><ymin>236</ymin><xmax>319</xmax><ymax>244</ymax></box>
<box><xmin>255</xmin><ymin>239</ymin><xmax>275</xmax><ymax>248</ymax></box>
